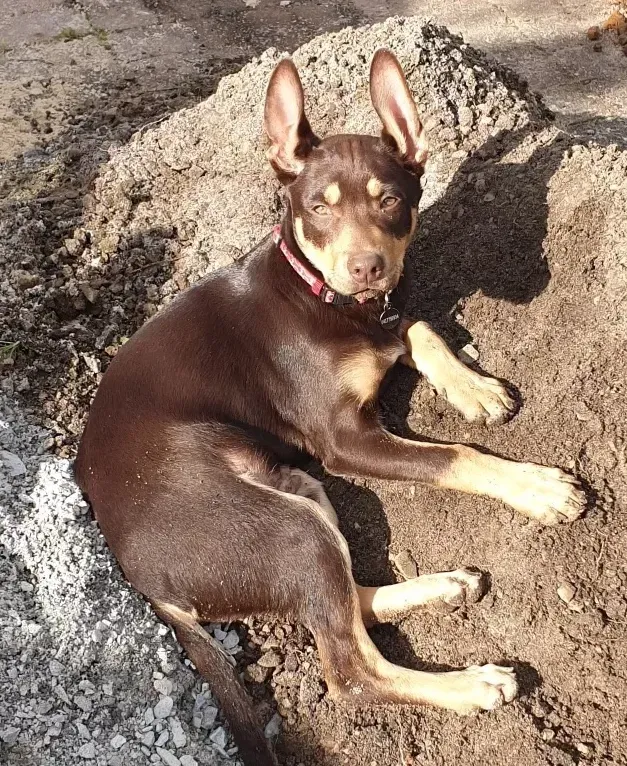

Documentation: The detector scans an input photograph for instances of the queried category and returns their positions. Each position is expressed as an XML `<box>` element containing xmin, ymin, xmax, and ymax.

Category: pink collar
<box><xmin>272</xmin><ymin>225</ymin><xmax>363</xmax><ymax>306</ymax></box>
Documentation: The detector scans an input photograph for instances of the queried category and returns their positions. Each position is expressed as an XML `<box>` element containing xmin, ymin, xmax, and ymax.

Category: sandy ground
<box><xmin>1</xmin><ymin>3</ymin><xmax>627</xmax><ymax>766</ymax></box>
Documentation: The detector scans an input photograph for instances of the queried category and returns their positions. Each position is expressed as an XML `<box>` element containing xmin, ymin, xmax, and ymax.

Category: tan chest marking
<box><xmin>338</xmin><ymin>347</ymin><xmax>389</xmax><ymax>407</ymax></box>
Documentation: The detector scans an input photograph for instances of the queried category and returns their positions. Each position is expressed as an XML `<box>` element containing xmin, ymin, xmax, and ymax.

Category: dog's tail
<box><xmin>157</xmin><ymin>607</ymin><xmax>277</xmax><ymax>766</ymax></box>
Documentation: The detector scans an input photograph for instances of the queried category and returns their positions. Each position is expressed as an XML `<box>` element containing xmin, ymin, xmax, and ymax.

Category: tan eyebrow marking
<box><xmin>323</xmin><ymin>183</ymin><xmax>341</xmax><ymax>205</ymax></box>
<box><xmin>367</xmin><ymin>177</ymin><xmax>383</xmax><ymax>198</ymax></box>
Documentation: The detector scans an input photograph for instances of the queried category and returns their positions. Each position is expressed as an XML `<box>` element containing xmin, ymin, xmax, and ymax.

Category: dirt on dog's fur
<box><xmin>2</xmin><ymin>17</ymin><xmax>627</xmax><ymax>766</ymax></box>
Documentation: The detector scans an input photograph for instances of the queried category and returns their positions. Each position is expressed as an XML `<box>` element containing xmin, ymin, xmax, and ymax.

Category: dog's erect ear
<box><xmin>369</xmin><ymin>49</ymin><xmax>428</xmax><ymax>175</ymax></box>
<box><xmin>264</xmin><ymin>59</ymin><xmax>319</xmax><ymax>183</ymax></box>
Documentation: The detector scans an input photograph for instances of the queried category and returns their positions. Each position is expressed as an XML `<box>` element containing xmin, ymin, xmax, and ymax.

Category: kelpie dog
<box><xmin>75</xmin><ymin>50</ymin><xmax>586</xmax><ymax>765</ymax></box>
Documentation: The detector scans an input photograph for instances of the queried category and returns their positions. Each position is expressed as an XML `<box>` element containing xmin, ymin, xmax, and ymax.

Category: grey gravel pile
<box><xmin>0</xmin><ymin>395</ymin><xmax>243</xmax><ymax>765</ymax></box>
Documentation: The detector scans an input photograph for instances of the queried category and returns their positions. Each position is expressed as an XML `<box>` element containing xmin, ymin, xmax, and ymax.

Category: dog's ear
<box><xmin>369</xmin><ymin>49</ymin><xmax>428</xmax><ymax>176</ymax></box>
<box><xmin>264</xmin><ymin>59</ymin><xmax>319</xmax><ymax>184</ymax></box>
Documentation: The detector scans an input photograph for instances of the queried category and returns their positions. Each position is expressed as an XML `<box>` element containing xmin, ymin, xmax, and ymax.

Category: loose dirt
<box><xmin>1</xmin><ymin>16</ymin><xmax>626</xmax><ymax>766</ymax></box>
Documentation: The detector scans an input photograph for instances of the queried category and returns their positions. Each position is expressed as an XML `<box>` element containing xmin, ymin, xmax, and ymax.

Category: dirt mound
<box><xmin>1</xmin><ymin>15</ymin><xmax>627</xmax><ymax>766</ymax></box>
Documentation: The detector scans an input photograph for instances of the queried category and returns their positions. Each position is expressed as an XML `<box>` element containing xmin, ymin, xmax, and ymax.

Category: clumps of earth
<box><xmin>2</xmin><ymin>15</ymin><xmax>627</xmax><ymax>766</ymax></box>
<box><xmin>586</xmin><ymin>2</ymin><xmax>627</xmax><ymax>53</ymax></box>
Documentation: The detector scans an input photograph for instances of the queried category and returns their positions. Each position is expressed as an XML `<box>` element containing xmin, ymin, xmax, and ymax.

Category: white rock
<box><xmin>170</xmin><ymin>718</ymin><xmax>186</xmax><ymax>748</ymax></box>
<box><xmin>78</xmin><ymin>742</ymin><xmax>96</xmax><ymax>759</ymax></box>
<box><xmin>154</xmin><ymin>678</ymin><xmax>173</xmax><ymax>696</ymax></box>
<box><xmin>49</xmin><ymin>659</ymin><xmax>65</xmax><ymax>676</ymax></box>
<box><xmin>110</xmin><ymin>734</ymin><xmax>127</xmax><ymax>749</ymax></box>
<box><xmin>154</xmin><ymin>696</ymin><xmax>174</xmax><ymax>719</ymax></box>
<box><xmin>180</xmin><ymin>757</ymin><xmax>198</xmax><ymax>766</ymax></box>
<box><xmin>0</xmin><ymin>726</ymin><xmax>20</xmax><ymax>745</ymax></box>
<box><xmin>155</xmin><ymin>730</ymin><xmax>169</xmax><ymax>747</ymax></box>
<box><xmin>156</xmin><ymin>747</ymin><xmax>181</xmax><ymax>766</ymax></box>
<box><xmin>458</xmin><ymin>343</ymin><xmax>480</xmax><ymax>363</ymax></box>
<box><xmin>0</xmin><ymin>449</ymin><xmax>26</xmax><ymax>476</ymax></box>
<box><xmin>142</xmin><ymin>730</ymin><xmax>155</xmax><ymax>747</ymax></box>
<box><xmin>209</xmin><ymin>726</ymin><xmax>228</xmax><ymax>749</ymax></box>
<box><xmin>222</xmin><ymin>630</ymin><xmax>240</xmax><ymax>650</ymax></box>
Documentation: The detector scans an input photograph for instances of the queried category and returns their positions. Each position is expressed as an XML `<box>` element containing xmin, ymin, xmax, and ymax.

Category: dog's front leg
<box><xmin>399</xmin><ymin>320</ymin><xmax>517</xmax><ymax>425</ymax></box>
<box><xmin>322</xmin><ymin>415</ymin><xmax>585</xmax><ymax>524</ymax></box>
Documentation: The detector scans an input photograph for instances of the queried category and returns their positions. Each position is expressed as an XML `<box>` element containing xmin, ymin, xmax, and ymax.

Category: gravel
<box><xmin>0</xmin><ymin>392</ymin><xmax>241</xmax><ymax>764</ymax></box>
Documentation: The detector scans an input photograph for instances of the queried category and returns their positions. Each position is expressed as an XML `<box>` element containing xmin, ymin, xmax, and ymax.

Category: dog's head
<box><xmin>264</xmin><ymin>49</ymin><xmax>428</xmax><ymax>297</ymax></box>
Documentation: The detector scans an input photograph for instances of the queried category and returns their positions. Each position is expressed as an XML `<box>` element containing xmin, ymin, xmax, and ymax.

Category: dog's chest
<box><xmin>336</xmin><ymin>338</ymin><xmax>404</xmax><ymax>407</ymax></box>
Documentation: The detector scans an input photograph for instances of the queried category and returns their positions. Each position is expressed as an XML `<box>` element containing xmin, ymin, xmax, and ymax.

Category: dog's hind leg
<box><xmin>256</xmin><ymin>470</ymin><xmax>516</xmax><ymax>713</ymax></box>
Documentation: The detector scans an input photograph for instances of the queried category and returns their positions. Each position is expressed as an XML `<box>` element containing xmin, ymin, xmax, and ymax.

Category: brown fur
<box><xmin>75</xmin><ymin>50</ymin><xmax>585</xmax><ymax>766</ymax></box>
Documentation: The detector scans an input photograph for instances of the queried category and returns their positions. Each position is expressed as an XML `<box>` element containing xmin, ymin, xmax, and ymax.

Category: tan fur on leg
<box><xmin>402</xmin><ymin>320</ymin><xmax>516</xmax><ymax>425</ymax></box>
<box><xmin>357</xmin><ymin>569</ymin><xmax>485</xmax><ymax>624</ymax></box>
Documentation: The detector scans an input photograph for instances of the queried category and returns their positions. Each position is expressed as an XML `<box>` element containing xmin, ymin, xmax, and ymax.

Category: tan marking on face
<box><xmin>293</xmin><ymin>217</ymin><xmax>412</xmax><ymax>293</ymax></box>
<box><xmin>338</xmin><ymin>347</ymin><xmax>387</xmax><ymax>407</ymax></box>
<box><xmin>367</xmin><ymin>177</ymin><xmax>383</xmax><ymax>198</ymax></box>
<box><xmin>323</xmin><ymin>182</ymin><xmax>341</xmax><ymax>205</ymax></box>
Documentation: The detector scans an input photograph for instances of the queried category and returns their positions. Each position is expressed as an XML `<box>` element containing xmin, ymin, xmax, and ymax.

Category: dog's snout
<box><xmin>347</xmin><ymin>253</ymin><xmax>384</xmax><ymax>285</ymax></box>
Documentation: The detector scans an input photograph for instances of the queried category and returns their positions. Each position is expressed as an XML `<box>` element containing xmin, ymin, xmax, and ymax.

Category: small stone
<box><xmin>392</xmin><ymin>550</ymin><xmax>418</xmax><ymax>580</ymax></box>
<box><xmin>74</xmin><ymin>695</ymin><xmax>92</xmax><ymax>712</ymax></box>
<box><xmin>110</xmin><ymin>734</ymin><xmax>126</xmax><ymax>750</ymax></box>
<box><xmin>49</xmin><ymin>659</ymin><xmax>64</xmax><ymax>676</ymax></box>
<box><xmin>154</xmin><ymin>696</ymin><xmax>174</xmax><ymax>719</ymax></box>
<box><xmin>200</xmin><ymin>705</ymin><xmax>218</xmax><ymax>729</ymax></box>
<box><xmin>0</xmin><ymin>726</ymin><xmax>20</xmax><ymax>745</ymax></box>
<box><xmin>542</xmin><ymin>728</ymin><xmax>555</xmax><ymax>741</ymax></box>
<box><xmin>458</xmin><ymin>343</ymin><xmax>480</xmax><ymax>363</ymax></box>
<box><xmin>257</xmin><ymin>650</ymin><xmax>282</xmax><ymax>668</ymax></box>
<box><xmin>557</xmin><ymin>583</ymin><xmax>576</xmax><ymax>603</ymax></box>
<box><xmin>213</xmin><ymin>628</ymin><xmax>227</xmax><ymax>641</ymax></box>
<box><xmin>102</xmin><ymin>683</ymin><xmax>113</xmax><ymax>696</ymax></box>
<box><xmin>180</xmin><ymin>757</ymin><xmax>197</xmax><ymax>766</ymax></box>
<box><xmin>483</xmin><ymin>191</ymin><xmax>495</xmax><ymax>202</ymax></box>
<box><xmin>264</xmin><ymin>712</ymin><xmax>282</xmax><ymax>740</ymax></box>
<box><xmin>586</xmin><ymin>25</ymin><xmax>601</xmax><ymax>40</ymax></box>
<box><xmin>170</xmin><ymin>718</ymin><xmax>186</xmax><ymax>748</ymax></box>
<box><xmin>144</xmin><ymin>707</ymin><xmax>155</xmax><ymax>725</ymax></box>
<box><xmin>576</xmin><ymin>742</ymin><xmax>592</xmax><ymax>755</ymax></box>
<box><xmin>80</xmin><ymin>282</ymin><xmax>98</xmax><ymax>303</ymax></box>
<box><xmin>1</xmin><ymin>450</ymin><xmax>27</xmax><ymax>476</ymax></box>
<box><xmin>222</xmin><ymin>629</ymin><xmax>240</xmax><ymax>650</ymax></box>
<box><xmin>155</xmin><ymin>730</ymin><xmax>170</xmax><ymax>747</ymax></box>
<box><xmin>78</xmin><ymin>742</ymin><xmax>96</xmax><ymax>759</ymax></box>
<box><xmin>156</xmin><ymin>748</ymin><xmax>180</xmax><ymax>766</ymax></box>
<box><xmin>154</xmin><ymin>678</ymin><xmax>173</xmax><ymax>696</ymax></box>
<box><xmin>209</xmin><ymin>726</ymin><xmax>228</xmax><ymax>749</ymax></box>
<box><xmin>142</xmin><ymin>731</ymin><xmax>155</xmax><ymax>747</ymax></box>
<box><xmin>76</xmin><ymin>722</ymin><xmax>91</xmax><ymax>740</ymax></box>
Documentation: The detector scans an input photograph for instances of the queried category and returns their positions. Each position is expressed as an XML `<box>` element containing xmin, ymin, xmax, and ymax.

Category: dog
<box><xmin>75</xmin><ymin>50</ymin><xmax>586</xmax><ymax>766</ymax></box>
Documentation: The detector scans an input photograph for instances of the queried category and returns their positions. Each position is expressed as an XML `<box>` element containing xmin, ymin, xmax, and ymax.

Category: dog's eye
<box><xmin>381</xmin><ymin>196</ymin><xmax>400</xmax><ymax>210</ymax></box>
<box><xmin>312</xmin><ymin>204</ymin><xmax>331</xmax><ymax>216</ymax></box>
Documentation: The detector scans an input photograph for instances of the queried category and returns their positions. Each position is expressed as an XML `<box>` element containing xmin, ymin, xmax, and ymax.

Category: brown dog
<box><xmin>75</xmin><ymin>50</ymin><xmax>586</xmax><ymax>765</ymax></box>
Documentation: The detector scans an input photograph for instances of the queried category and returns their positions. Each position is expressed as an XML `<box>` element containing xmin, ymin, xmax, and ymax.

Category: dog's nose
<box><xmin>347</xmin><ymin>253</ymin><xmax>385</xmax><ymax>285</ymax></box>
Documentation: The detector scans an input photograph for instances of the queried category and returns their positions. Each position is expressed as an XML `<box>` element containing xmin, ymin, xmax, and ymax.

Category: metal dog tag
<box><xmin>379</xmin><ymin>293</ymin><xmax>400</xmax><ymax>330</ymax></box>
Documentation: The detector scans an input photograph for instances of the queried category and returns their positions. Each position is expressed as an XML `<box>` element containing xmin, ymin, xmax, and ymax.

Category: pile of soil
<box><xmin>1</xmin><ymin>16</ymin><xmax>626</xmax><ymax>766</ymax></box>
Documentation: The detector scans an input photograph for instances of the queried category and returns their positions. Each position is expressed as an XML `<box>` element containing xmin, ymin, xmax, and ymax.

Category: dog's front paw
<box><xmin>438</xmin><ymin>371</ymin><xmax>517</xmax><ymax>426</ymax></box>
<box><xmin>441</xmin><ymin>665</ymin><xmax>518</xmax><ymax>714</ymax></box>
<box><xmin>501</xmin><ymin>463</ymin><xmax>587</xmax><ymax>524</ymax></box>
